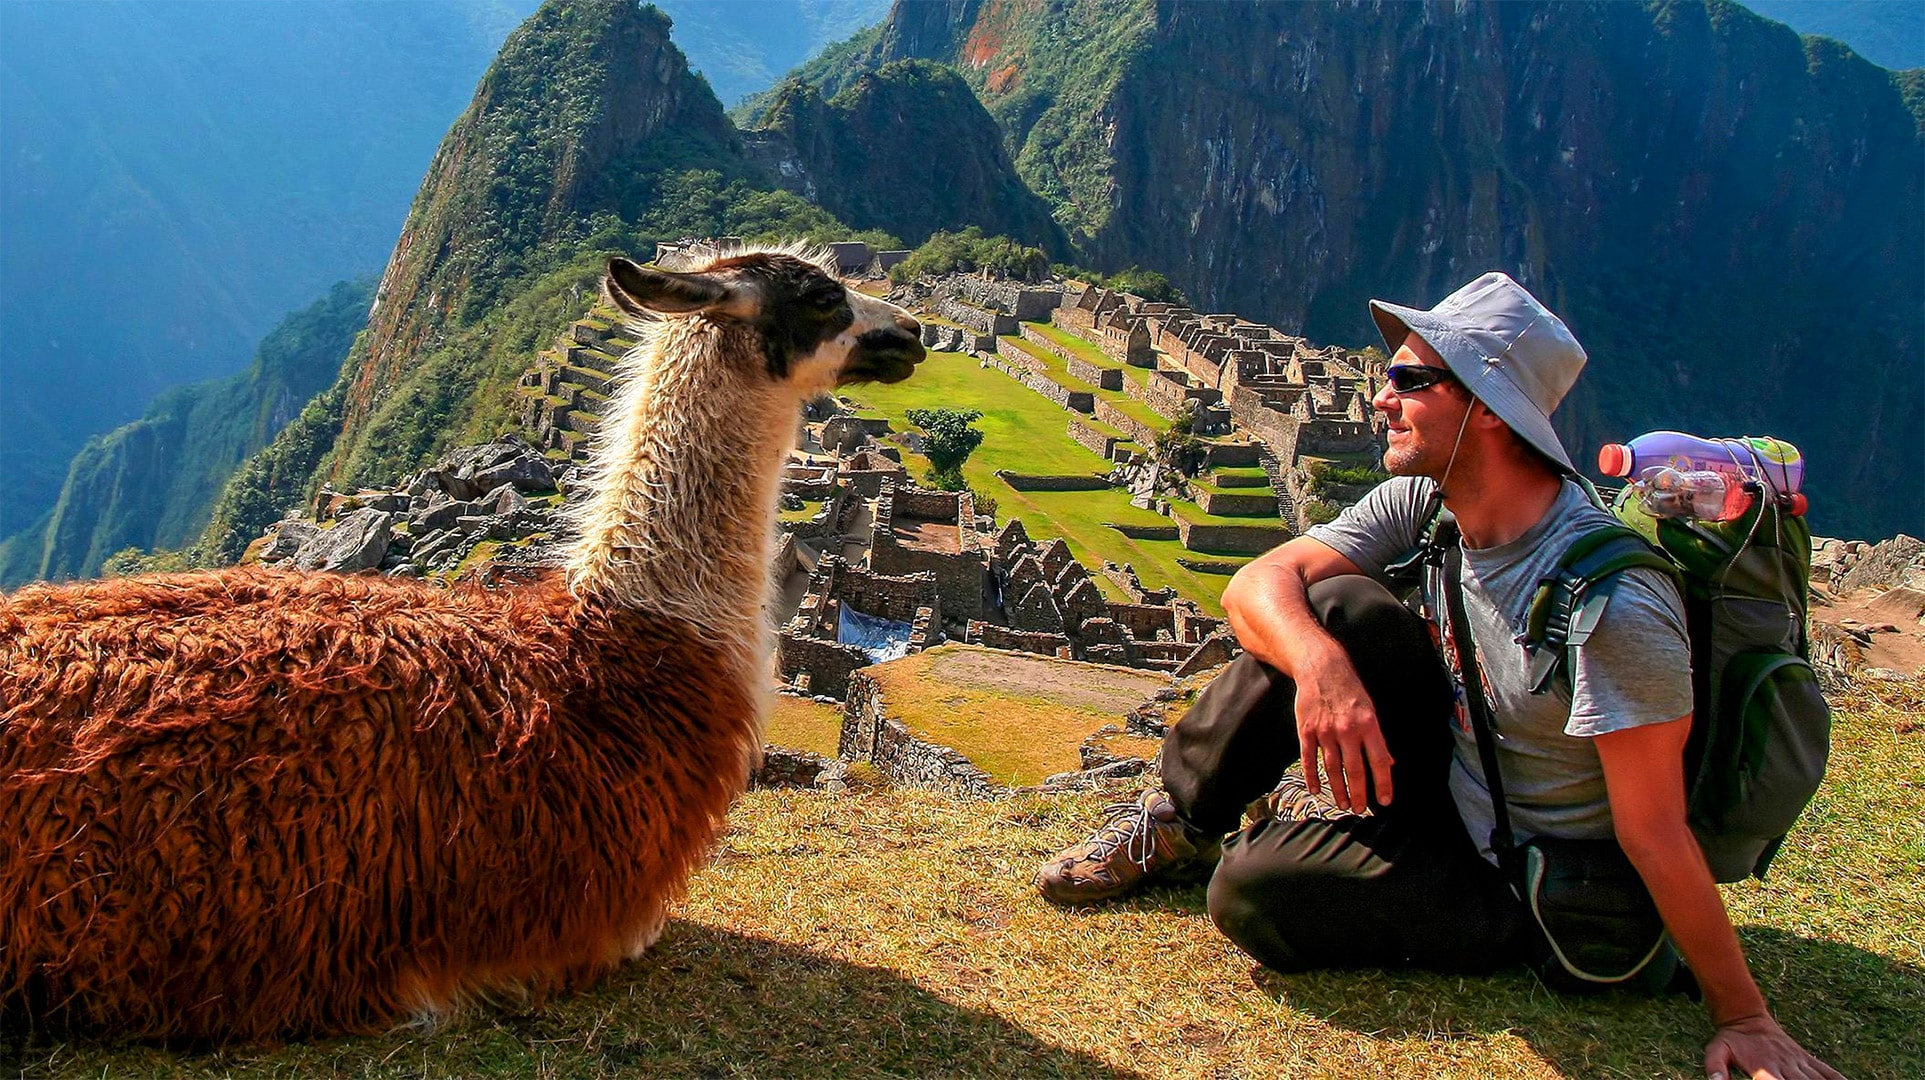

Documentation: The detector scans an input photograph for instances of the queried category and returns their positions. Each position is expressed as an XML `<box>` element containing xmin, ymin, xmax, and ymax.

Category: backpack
<box><xmin>1398</xmin><ymin>477</ymin><xmax>1831</xmax><ymax>884</ymax></box>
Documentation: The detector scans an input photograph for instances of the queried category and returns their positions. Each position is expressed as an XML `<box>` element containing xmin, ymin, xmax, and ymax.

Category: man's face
<box><xmin>1373</xmin><ymin>332</ymin><xmax>1474</xmax><ymax>478</ymax></box>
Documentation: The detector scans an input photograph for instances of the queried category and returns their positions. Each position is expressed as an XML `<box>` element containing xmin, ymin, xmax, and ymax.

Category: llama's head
<box><xmin>602</xmin><ymin>250</ymin><xmax>924</xmax><ymax>394</ymax></box>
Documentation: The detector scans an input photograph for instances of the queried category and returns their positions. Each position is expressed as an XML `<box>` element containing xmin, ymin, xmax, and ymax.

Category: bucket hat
<box><xmin>1368</xmin><ymin>272</ymin><xmax>1586</xmax><ymax>473</ymax></box>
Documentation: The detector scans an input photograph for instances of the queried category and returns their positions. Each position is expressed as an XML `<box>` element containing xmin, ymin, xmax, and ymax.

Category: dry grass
<box><xmin>765</xmin><ymin>694</ymin><xmax>845</xmax><ymax>758</ymax></box>
<box><xmin>7</xmin><ymin>682</ymin><xmax>1919</xmax><ymax>1078</ymax></box>
<box><xmin>861</xmin><ymin>647</ymin><xmax>1169</xmax><ymax>786</ymax></box>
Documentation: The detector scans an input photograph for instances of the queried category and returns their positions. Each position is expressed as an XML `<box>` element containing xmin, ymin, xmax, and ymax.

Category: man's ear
<box><xmin>603</xmin><ymin>257</ymin><xmax>731</xmax><ymax>317</ymax></box>
<box><xmin>1470</xmin><ymin>399</ymin><xmax>1509</xmax><ymax>432</ymax></box>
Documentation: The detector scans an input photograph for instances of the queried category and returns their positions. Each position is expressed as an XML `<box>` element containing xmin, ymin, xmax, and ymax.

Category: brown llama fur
<box><xmin>0</xmin><ymin>247</ymin><xmax>923</xmax><ymax>1041</ymax></box>
<box><xmin>0</xmin><ymin>569</ymin><xmax>745</xmax><ymax>1039</ymax></box>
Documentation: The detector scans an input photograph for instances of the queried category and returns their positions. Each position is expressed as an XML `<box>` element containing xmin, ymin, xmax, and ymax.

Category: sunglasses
<box><xmin>1384</xmin><ymin>363</ymin><xmax>1458</xmax><ymax>393</ymax></box>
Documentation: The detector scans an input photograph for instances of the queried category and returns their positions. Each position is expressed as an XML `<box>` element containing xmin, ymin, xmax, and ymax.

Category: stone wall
<box><xmin>1067</xmin><ymin>355</ymin><xmax>1124</xmax><ymax>390</ymax></box>
<box><xmin>1104</xmin><ymin>601</ymin><xmax>1177</xmax><ymax>641</ymax></box>
<box><xmin>1068</xmin><ymin>417</ymin><xmax>1124</xmax><ymax>459</ymax></box>
<box><xmin>778</xmin><ymin>632</ymin><xmax>869</xmax><ymax>699</ymax></box>
<box><xmin>995</xmin><ymin>470</ymin><xmax>1111</xmax><ymax>491</ymax></box>
<box><xmin>1108</xmin><ymin>522</ymin><xmax>1180</xmax><ymax>540</ymax></box>
<box><xmin>752</xmin><ymin>745</ymin><xmax>836</xmax><ymax>789</ymax></box>
<box><xmin>935</xmin><ymin>295</ymin><xmax>1017</xmax><ymax>337</ymax></box>
<box><xmin>869</xmin><ymin>484</ymin><xmax>984</xmax><ymax>620</ymax></box>
<box><xmin>1203</xmin><ymin>442</ymin><xmax>1262</xmax><ymax>468</ymax></box>
<box><xmin>966</xmin><ymin>624</ymin><xmax>1072</xmax><ymax>657</ymax></box>
<box><xmin>1094</xmin><ymin>400</ymin><xmax>1159</xmax><ymax>445</ymax></box>
<box><xmin>872</xmin><ymin>716</ymin><xmax>999</xmax><ymax>797</ymax></box>
<box><xmin>1018</xmin><ymin>323</ymin><xmax>1083</xmax><ymax>366</ymax></box>
<box><xmin>1197</xmin><ymin>488</ymin><xmax>1279</xmax><ymax>516</ymax></box>
<box><xmin>1176</xmin><ymin>515</ymin><xmax>1290</xmax><ymax>555</ymax></box>
<box><xmin>839</xmin><ymin>671</ymin><xmax>999</xmax><ymax>796</ymax></box>
<box><xmin>990</xmin><ymin>343</ymin><xmax>1094</xmax><ymax>413</ymax></box>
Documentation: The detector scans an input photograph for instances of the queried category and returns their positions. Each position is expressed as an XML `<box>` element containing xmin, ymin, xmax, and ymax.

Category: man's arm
<box><xmin>1220</xmin><ymin>537</ymin><xmax>1391</xmax><ymax>812</ymax></box>
<box><xmin>1595</xmin><ymin>720</ymin><xmax>1843</xmax><ymax>1080</ymax></box>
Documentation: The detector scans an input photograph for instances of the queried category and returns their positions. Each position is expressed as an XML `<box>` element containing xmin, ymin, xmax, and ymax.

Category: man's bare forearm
<box><xmin>1221</xmin><ymin>538</ymin><xmax>1362</xmax><ymax>680</ymax></box>
<box><xmin>1222</xmin><ymin>538</ymin><xmax>1392</xmax><ymax>810</ymax></box>
<box><xmin>1618</xmin><ymin>819</ymin><xmax>1769</xmax><ymax>1025</ymax></box>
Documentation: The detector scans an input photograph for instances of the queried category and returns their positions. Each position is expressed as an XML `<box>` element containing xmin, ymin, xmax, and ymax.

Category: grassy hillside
<box><xmin>11</xmin><ymin>679</ymin><xmax>1917</xmax><ymax>1077</ymax></box>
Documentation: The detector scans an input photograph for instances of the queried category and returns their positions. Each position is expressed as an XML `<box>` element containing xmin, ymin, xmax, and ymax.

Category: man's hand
<box><xmin>1293</xmin><ymin>654</ymin><xmax>1393</xmax><ymax>813</ymax></box>
<box><xmin>1223</xmin><ymin>536</ymin><xmax>1393</xmax><ymax>813</ymax></box>
<box><xmin>1705</xmin><ymin>1014</ymin><xmax>1845</xmax><ymax>1080</ymax></box>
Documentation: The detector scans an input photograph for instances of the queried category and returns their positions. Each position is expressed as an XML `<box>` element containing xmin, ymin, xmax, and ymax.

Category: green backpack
<box><xmin>1517</xmin><ymin>480</ymin><xmax>1831</xmax><ymax>882</ymax></box>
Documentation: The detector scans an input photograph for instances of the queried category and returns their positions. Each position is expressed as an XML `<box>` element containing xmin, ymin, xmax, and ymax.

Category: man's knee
<box><xmin>1206</xmin><ymin>848</ymin><xmax>1306</xmax><ymax>971</ymax></box>
<box><xmin>1306</xmin><ymin>575</ymin><xmax>1422</xmax><ymax>643</ymax></box>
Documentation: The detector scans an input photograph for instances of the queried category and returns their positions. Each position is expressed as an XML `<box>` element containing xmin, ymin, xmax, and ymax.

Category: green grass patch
<box><xmin>865</xmin><ymin>646</ymin><xmax>1171</xmax><ymax>786</ymax></box>
<box><xmin>1023</xmin><ymin>321</ymin><xmax>1118</xmax><ymax>367</ymax></box>
<box><xmin>841</xmin><ymin>351</ymin><xmax>1233</xmax><ymax>615</ymax></box>
<box><xmin>1166</xmin><ymin>497</ymin><xmax>1280</xmax><ymax>528</ymax></box>
<box><xmin>779</xmin><ymin>500</ymin><xmax>831</xmax><ymax>525</ymax></box>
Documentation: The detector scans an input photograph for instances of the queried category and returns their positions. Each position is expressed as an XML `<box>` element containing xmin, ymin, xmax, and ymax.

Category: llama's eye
<box><xmin>812</xmin><ymin>292</ymin><xmax>846</xmax><ymax>312</ymax></box>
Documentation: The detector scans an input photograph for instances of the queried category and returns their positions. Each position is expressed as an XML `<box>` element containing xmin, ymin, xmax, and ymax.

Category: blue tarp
<box><xmin>837</xmin><ymin>605</ymin><xmax>914</xmax><ymax>664</ymax></box>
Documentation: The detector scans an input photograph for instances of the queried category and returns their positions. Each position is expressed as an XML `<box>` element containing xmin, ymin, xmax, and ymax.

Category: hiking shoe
<box><xmin>1244</xmin><ymin>767</ymin><xmax>1363</xmax><ymax>826</ymax></box>
<box><xmin>1035</xmin><ymin>788</ymin><xmax>1221</xmax><ymax>905</ymax></box>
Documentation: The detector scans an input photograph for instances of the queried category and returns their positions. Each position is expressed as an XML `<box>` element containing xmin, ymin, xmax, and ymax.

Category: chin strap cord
<box><xmin>1436</xmin><ymin>401</ymin><xmax>1476</xmax><ymax>500</ymax></box>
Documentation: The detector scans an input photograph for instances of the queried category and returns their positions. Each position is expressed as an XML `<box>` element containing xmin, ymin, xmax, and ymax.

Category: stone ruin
<box><xmin>777</xmin><ymin>555</ymin><xmax>942</xmax><ymax>699</ymax></box>
<box><xmin>970</xmin><ymin>519</ymin><xmax>1237</xmax><ymax>676</ymax></box>
<box><xmin>910</xmin><ymin>267</ymin><xmax>1389</xmax><ymax>534</ymax></box>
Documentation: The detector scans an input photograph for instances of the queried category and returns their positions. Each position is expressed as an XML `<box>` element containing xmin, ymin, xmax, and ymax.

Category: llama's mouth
<box><xmin>838</xmin><ymin>332</ymin><xmax>925</xmax><ymax>385</ymax></box>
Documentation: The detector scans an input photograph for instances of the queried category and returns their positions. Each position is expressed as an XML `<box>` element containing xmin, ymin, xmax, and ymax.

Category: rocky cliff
<box><xmin>749</xmin><ymin>59</ymin><xmax>1068</xmax><ymax>253</ymax></box>
<box><xmin>852</xmin><ymin>0</ymin><xmax>1922</xmax><ymax>540</ymax></box>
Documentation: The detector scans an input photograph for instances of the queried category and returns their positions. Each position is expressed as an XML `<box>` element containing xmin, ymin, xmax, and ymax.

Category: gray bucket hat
<box><xmin>1369</xmin><ymin>272</ymin><xmax>1586</xmax><ymax>473</ymax></box>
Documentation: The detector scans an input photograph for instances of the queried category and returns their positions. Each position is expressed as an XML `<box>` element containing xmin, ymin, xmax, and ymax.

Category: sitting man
<box><xmin>1035</xmin><ymin>273</ymin><xmax>1839</xmax><ymax>1080</ymax></box>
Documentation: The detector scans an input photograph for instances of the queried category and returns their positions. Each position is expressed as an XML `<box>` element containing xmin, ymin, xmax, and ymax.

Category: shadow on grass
<box><xmin>2</xmin><ymin>922</ymin><xmax>1140</xmax><ymax>1079</ymax></box>
<box><xmin>1249</xmin><ymin>927</ymin><xmax>1924</xmax><ymax>1078</ymax></box>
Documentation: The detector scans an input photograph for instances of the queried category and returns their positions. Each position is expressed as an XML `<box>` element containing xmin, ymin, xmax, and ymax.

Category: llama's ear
<box><xmin>604</xmin><ymin>258</ymin><xmax>731</xmax><ymax>316</ymax></box>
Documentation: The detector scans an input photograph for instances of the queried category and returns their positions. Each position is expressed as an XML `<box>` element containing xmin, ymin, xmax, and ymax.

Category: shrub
<box><xmin>906</xmin><ymin>407</ymin><xmax>985</xmax><ymax>476</ymax></box>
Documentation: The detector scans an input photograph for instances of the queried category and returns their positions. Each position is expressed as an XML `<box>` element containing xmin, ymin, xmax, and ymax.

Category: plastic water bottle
<box><xmin>1632</xmin><ymin>466</ymin><xmax>1752</xmax><ymax>522</ymax></box>
<box><xmin>1598</xmin><ymin>431</ymin><xmax>1807</xmax><ymax>517</ymax></box>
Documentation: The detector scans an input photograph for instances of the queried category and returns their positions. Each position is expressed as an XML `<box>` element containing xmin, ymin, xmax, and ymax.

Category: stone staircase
<box><xmin>516</xmin><ymin>309</ymin><xmax>634</xmax><ymax>462</ymax></box>
<box><xmin>1256</xmin><ymin>444</ymin><xmax>1299</xmax><ymax>529</ymax></box>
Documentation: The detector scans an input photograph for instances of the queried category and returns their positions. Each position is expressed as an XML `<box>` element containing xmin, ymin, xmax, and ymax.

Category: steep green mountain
<box><xmin>0</xmin><ymin>281</ymin><xmax>371</xmax><ymax>584</ymax></box>
<box><xmin>1743</xmin><ymin>1</ymin><xmax>1925</xmax><ymax>70</ymax></box>
<box><xmin>196</xmin><ymin>0</ymin><xmax>880</xmax><ymax>561</ymax></box>
<box><xmin>749</xmin><ymin>59</ymin><xmax>1068</xmax><ymax>252</ymax></box>
<box><xmin>0</xmin><ymin>0</ymin><xmax>899</xmax><ymax>580</ymax></box>
<box><xmin>802</xmin><ymin>0</ymin><xmax>1923</xmax><ymax>540</ymax></box>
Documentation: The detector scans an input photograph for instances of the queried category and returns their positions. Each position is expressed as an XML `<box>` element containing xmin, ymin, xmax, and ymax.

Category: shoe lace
<box><xmin>1086</xmin><ymin>799</ymin><xmax>1164</xmax><ymax>871</ymax></box>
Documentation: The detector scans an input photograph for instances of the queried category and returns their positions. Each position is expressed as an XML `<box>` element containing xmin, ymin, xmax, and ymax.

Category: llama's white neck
<box><xmin>565</xmin><ymin>318</ymin><xmax>799</xmax><ymax>660</ymax></box>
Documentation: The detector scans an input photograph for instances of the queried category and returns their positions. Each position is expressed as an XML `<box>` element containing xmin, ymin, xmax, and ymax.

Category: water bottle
<box><xmin>1632</xmin><ymin>466</ymin><xmax>1752</xmax><ymax>522</ymax></box>
<box><xmin>1598</xmin><ymin>431</ymin><xmax>1807</xmax><ymax>516</ymax></box>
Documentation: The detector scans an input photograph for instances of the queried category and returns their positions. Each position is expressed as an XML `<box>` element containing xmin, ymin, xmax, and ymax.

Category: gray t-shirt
<box><xmin>1308</xmin><ymin>476</ymin><xmax>1693</xmax><ymax>862</ymax></box>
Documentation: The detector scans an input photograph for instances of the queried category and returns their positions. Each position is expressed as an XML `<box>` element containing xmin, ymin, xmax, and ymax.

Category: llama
<box><xmin>0</xmin><ymin>248</ymin><xmax>924</xmax><ymax>1041</ymax></box>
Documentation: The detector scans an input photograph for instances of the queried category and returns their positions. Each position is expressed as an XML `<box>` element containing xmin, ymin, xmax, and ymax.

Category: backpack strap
<box><xmin>1380</xmin><ymin>488</ymin><xmax>1454</xmax><ymax>592</ymax></box>
<box><xmin>1523</xmin><ymin>525</ymin><xmax>1680</xmax><ymax>695</ymax></box>
<box><xmin>1443</xmin><ymin>540</ymin><xmax>1522</xmax><ymax>888</ymax></box>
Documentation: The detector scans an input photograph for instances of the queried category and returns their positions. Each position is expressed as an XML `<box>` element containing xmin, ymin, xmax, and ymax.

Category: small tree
<box><xmin>906</xmin><ymin>407</ymin><xmax>985</xmax><ymax>490</ymax></box>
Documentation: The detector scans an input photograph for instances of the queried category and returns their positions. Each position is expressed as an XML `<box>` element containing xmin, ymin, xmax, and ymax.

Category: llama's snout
<box><xmin>841</xmin><ymin>322</ymin><xmax>925</xmax><ymax>386</ymax></box>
